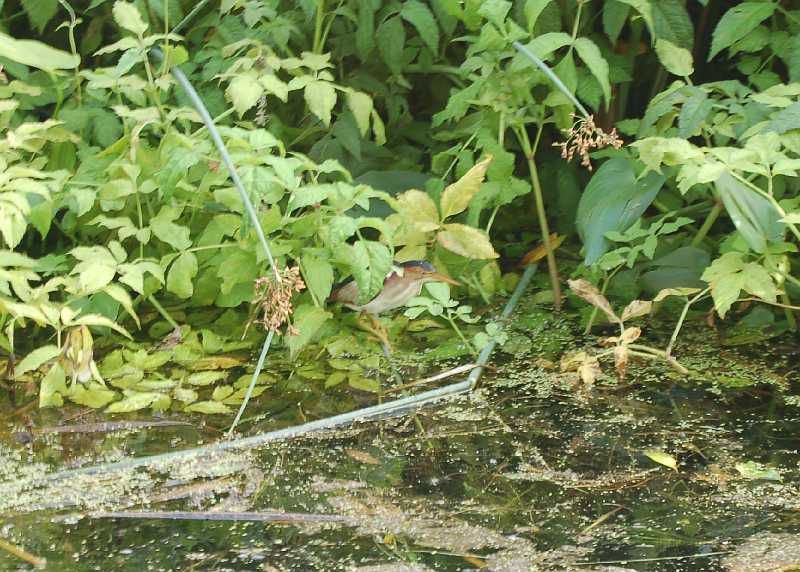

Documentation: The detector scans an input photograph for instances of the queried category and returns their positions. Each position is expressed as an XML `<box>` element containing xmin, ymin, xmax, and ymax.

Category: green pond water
<box><xmin>1</xmin><ymin>301</ymin><xmax>799</xmax><ymax>572</ymax></box>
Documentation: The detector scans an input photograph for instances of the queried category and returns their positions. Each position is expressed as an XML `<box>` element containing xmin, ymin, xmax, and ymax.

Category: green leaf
<box><xmin>112</xmin><ymin>1</ymin><xmax>148</xmax><ymax>36</ymax></box>
<box><xmin>301</xmin><ymin>254</ymin><xmax>334</xmax><ymax>306</ymax></box>
<box><xmin>355</xmin><ymin>0</ymin><xmax>377</xmax><ymax>61</ymax></box>
<box><xmin>678</xmin><ymin>88</ymin><xmax>711</xmax><ymax>137</ymax></box>
<box><xmin>577</xmin><ymin>158</ymin><xmax>665</xmax><ymax>265</ymax></box>
<box><xmin>304</xmin><ymin>80</ymin><xmax>337</xmax><ymax>127</ymax></box>
<box><xmin>17</xmin><ymin>345</ymin><xmax>60</xmax><ymax>376</ymax></box>
<box><xmin>603</xmin><ymin>0</ymin><xmax>630</xmax><ymax>44</ymax></box>
<box><xmin>21</xmin><ymin>0</ymin><xmax>58</xmax><ymax>33</ymax></box>
<box><xmin>655</xmin><ymin>38</ymin><xmax>693</xmax><ymax>77</ymax></box>
<box><xmin>573</xmin><ymin>38</ymin><xmax>611</xmax><ymax>106</ymax></box>
<box><xmin>644</xmin><ymin>449</ymin><xmax>678</xmax><ymax>471</ymax></box>
<box><xmin>614</xmin><ymin>0</ymin><xmax>654</xmax><ymax>38</ymax></box>
<box><xmin>401</xmin><ymin>0</ymin><xmax>440</xmax><ymax>53</ymax></box>
<box><xmin>186</xmin><ymin>371</ymin><xmax>227</xmax><ymax>386</ymax></box>
<box><xmin>440</xmin><ymin>155</ymin><xmax>492</xmax><ymax>219</ymax></box>
<box><xmin>349</xmin><ymin>375</ymin><xmax>380</xmax><ymax>393</ymax></box>
<box><xmin>350</xmin><ymin>240</ymin><xmax>394</xmax><ymax>303</ymax></box>
<box><xmin>734</xmin><ymin>461</ymin><xmax>782</xmax><ymax>481</ymax></box>
<box><xmin>346</xmin><ymin>91</ymin><xmax>373</xmax><ymax>136</ymax></box>
<box><xmin>150</xmin><ymin>206</ymin><xmax>192</xmax><ymax>251</ymax></box>
<box><xmin>260</xmin><ymin>74</ymin><xmax>289</xmax><ymax>102</ymax></box>
<box><xmin>68</xmin><ymin>383</ymin><xmax>117</xmax><ymax>408</ymax></box>
<box><xmin>185</xmin><ymin>400</ymin><xmax>232</xmax><ymax>414</ymax></box>
<box><xmin>286</xmin><ymin>304</ymin><xmax>332</xmax><ymax>359</ymax></box>
<box><xmin>708</xmin><ymin>2</ymin><xmax>776</xmax><ymax>61</ymax></box>
<box><xmin>701</xmin><ymin>252</ymin><xmax>777</xmax><ymax>318</ymax></box>
<box><xmin>652</xmin><ymin>0</ymin><xmax>694</xmax><ymax>49</ymax></box>
<box><xmin>477</xmin><ymin>0</ymin><xmax>512</xmax><ymax>30</ymax></box>
<box><xmin>437</xmin><ymin>224</ymin><xmax>499</xmax><ymax>259</ymax></box>
<box><xmin>378</xmin><ymin>16</ymin><xmax>406</xmax><ymax>75</ymax></box>
<box><xmin>0</xmin><ymin>32</ymin><xmax>80</xmax><ymax>71</ymax></box>
<box><xmin>103</xmin><ymin>283</ymin><xmax>140</xmax><ymax>327</ymax></box>
<box><xmin>524</xmin><ymin>0</ymin><xmax>552</xmax><ymax>33</ymax></box>
<box><xmin>227</xmin><ymin>71</ymin><xmax>263</xmax><ymax>116</ymax></box>
<box><xmin>167</xmin><ymin>252</ymin><xmax>198</xmax><ymax>299</ymax></box>
<box><xmin>715</xmin><ymin>171</ymin><xmax>783</xmax><ymax>253</ymax></box>
<box><xmin>40</xmin><ymin>363</ymin><xmax>67</xmax><ymax>408</ymax></box>
<box><xmin>106</xmin><ymin>390</ymin><xmax>164</xmax><ymax>413</ymax></box>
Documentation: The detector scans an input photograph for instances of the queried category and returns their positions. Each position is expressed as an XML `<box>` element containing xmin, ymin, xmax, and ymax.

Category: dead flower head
<box><xmin>246</xmin><ymin>266</ymin><xmax>305</xmax><ymax>337</ymax></box>
<box><xmin>554</xmin><ymin>114</ymin><xmax>624</xmax><ymax>171</ymax></box>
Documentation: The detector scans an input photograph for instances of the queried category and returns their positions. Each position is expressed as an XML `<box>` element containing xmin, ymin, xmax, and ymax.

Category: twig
<box><xmin>0</xmin><ymin>536</ymin><xmax>46</xmax><ymax>569</ymax></box>
<box><xmin>383</xmin><ymin>363</ymin><xmax>480</xmax><ymax>394</ymax></box>
<box><xmin>90</xmin><ymin>510</ymin><xmax>354</xmax><ymax>523</ymax></box>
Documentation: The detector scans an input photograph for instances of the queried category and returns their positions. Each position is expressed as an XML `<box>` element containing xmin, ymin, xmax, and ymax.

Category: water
<box><xmin>2</xmin><ymin>306</ymin><xmax>799</xmax><ymax>571</ymax></box>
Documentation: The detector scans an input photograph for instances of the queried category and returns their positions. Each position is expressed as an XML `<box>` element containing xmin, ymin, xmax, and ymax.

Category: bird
<box><xmin>330</xmin><ymin>260</ymin><xmax>460</xmax><ymax>347</ymax></box>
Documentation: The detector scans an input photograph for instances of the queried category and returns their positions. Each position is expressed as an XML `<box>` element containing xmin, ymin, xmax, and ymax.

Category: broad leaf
<box><xmin>227</xmin><ymin>71</ymin><xmax>263</xmax><ymax>116</ymax></box>
<box><xmin>401</xmin><ymin>0</ymin><xmax>439</xmax><ymax>53</ymax></box>
<box><xmin>708</xmin><ymin>2</ymin><xmax>776</xmax><ymax>61</ymax></box>
<box><xmin>655</xmin><ymin>39</ymin><xmax>693</xmax><ymax>77</ymax></box>
<box><xmin>301</xmin><ymin>254</ymin><xmax>334</xmax><ymax>306</ymax></box>
<box><xmin>286</xmin><ymin>304</ymin><xmax>332</xmax><ymax>359</ymax></box>
<box><xmin>524</xmin><ymin>0</ymin><xmax>552</xmax><ymax>33</ymax></box>
<box><xmin>437</xmin><ymin>224</ymin><xmax>499</xmax><ymax>259</ymax></box>
<box><xmin>573</xmin><ymin>38</ymin><xmax>611</xmax><ymax>106</ymax></box>
<box><xmin>715</xmin><ymin>171</ymin><xmax>783</xmax><ymax>253</ymax></box>
<box><xmin>112</xmin><ymin>1</ymin><xmax>148</xmax><ymax>36</ymax></box>
<box><xmin>440</xmin><ymin>155</ymin><xmax>492</xmax><ymax>219</ymax></box>
<box><xmin>577</xmin><ymin>158</ymin><xmax>665</xmax><ymax>265</ymax></box>
<box><xmin>396</xmin><ymin>190</ymin><xmax>440</xmax><ymax>231</ymax></box>
<box><xmin>378</xmin><ymin>16</ymin><xmax>405</xmax><ymax>75</ymax></box>
<box><xmin>0</xmin><ymin>32</ymin><xmax>80</xmax><ymax>70</ymax></box>
<box><xmin>304</xmin><ymin>80</ymin><xmax>337</xmax><ymax>127</ymax></box>
<box><xmin>167</xmin><ymin>252</ymin><xmax>198</xmax><ymax>299</ymax></box>
<box><xmin>17</xmin><ymin>344</ymin><xmax>60</xmax><ymax>376</ymax></box>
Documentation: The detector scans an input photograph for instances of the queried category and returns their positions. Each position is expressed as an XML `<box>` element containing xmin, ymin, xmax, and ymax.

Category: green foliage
<box><xmin>2</xmin><ymin>0</ymin><xmax>800</xmax><ymax>412</ymax></box>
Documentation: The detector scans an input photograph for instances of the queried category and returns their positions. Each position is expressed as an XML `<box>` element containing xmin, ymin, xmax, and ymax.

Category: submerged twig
<box><xmin>90</xmin><ymin>510</ymin><xmax>354</xmax><ymax>523</ymax></box>
<box><xmin>0</xmin><ymin>536</ymin><xmax>46</xmax><ymax>569</ymax></box>
<box><xmin>384</xmin><ymin>363</ymin><xmax>480</xmax><ymax>394</ymax></box>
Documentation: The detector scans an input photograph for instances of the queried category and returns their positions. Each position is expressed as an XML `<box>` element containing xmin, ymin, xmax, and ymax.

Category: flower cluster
<box><xmin>554</xmin><ymin>114</ymin><xmax>624</xmax><ymax>171</ymax></box>
<box><xmin>247</xmin><ymin>266</ymin><xmax>306</xmax><ymax>336</ymax></box>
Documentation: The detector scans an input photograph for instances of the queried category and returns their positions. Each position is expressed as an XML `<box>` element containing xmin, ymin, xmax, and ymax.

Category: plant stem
<box><xmin>616</xmin><ymin>20</ymin><xmax>643</xmax><ymax>121</ymax></box>
<box><xmin>446</xmin><ymin>312</ymin><xmax>476</xmax><ymax>355</ymax></box>
<box><xmin>782</xmin><ymin>292</ymin><xmax>797</xmax><ymax>331</ymax></box>
<box><xmin>147</xmin><ymin>295</ymin><xmax>180</xmax><ymax>330</ymax></box>
<box><xmin>514</xmin><ymin>125</ymin><xmax>562</xmax><ymax>310</ymax></box>
<box><xmin>313</xmin><ymin>0</ymin><xmax>327</xmax><ymax>53</ymax></box>
<box><xmin>666</xmin><ymin>288</ymin><xmax>710</xmax><ymax>361</ymax></box>
<box><xmin>691</xmin><ymin>199</ymin><xmax>723</xmax><ymax>247</ymax></box>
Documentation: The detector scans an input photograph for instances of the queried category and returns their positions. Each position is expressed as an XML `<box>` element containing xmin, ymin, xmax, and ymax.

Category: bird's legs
<box><xmin>357</xmin><ymin>312</ymin><xmax>392</xmax><ymax>351</ymax></box>
<box><xmin>356</xmin><ymin>313</ymin><xmax>405</xmax><ymax>385</ymax></box>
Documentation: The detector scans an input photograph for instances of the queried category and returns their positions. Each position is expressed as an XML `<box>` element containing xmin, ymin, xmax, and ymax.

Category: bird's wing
<box><xmin>329</xmin><ymin>279</ymin><xmax>360</xmax><ymax>306</ymax></box>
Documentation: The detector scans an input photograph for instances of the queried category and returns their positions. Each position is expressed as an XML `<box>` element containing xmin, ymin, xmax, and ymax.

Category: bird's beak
<box><xmin>428</xmin><ymin>272</ymin><xmax>461</xmax><ymax>286</ymax></box>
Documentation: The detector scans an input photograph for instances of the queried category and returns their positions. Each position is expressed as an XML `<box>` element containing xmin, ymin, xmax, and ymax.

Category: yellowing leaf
<box><xmin>653</xmin><ymin>287</ymin><xmax>701</xmax><ymax>302</ymax></box>
<box><xmin>620</xmin><ymin>326</ymin><xmax>641</xmax><ymax>345</ymax></box>
<box><xmin>440</xmin><ymin>155</ymin><xmax>492</xmax><ymax>219</ymax></box>
<box><xmin>396</xmin><ymin>190</ymin><xmax>440</xmax><ymax>231</ymax></box>
<box><xmin>614</xmin><ymin>345</ymin><xmax>629</xmax><ymax>379</ymax></box>
<box><xmin>437</xmin><ymin>224</ymin><xmax>499</xmax><ymax>259</ymax></box>
<box><xmin>185</xmin><ymin>400</ymin><xmax>232</xmax><ymax>414</ymax></box>
<box><xmin>644</xmin><ymin>449</ymin><xmax>678</xmax><ymax>471</ymax></box>
<box><xmin>345</xmin><ymin>448</ymin><xmax>380</xmax><ymax>465</ymax></box>
<box><xmin>304</xmin><ymin>80</ymin><xmax>337</xmax><ymax>127</ymax></box>
<box><xmin>621</xmin><ymin>300</ymin><xmax>652</xmax><ymax>322</ymax></box>
<box><xmin>0</xmin><ymin>32</ymin><xmax>80</xmax><ymax>71</ymax></box>
<box><xmin>226</xmin><ymin>71</ymin><xmax>263</xmax><ymax>117</ymax></box>
<box><xmin>346</xmin><ymin>91</ymin><xmax>373</xmax><ymax>136</ymax></box>
<box><xmin>579</xmin><ymin>354</ymin><xmax>601</xmax><ymax>386</ymax></box>
<box><xmin>112</xmin><ymin>1</ymin><xmax>148</xmax><ymax>35</ymax></box>
<box><xmin>567</xmin><ymin>279</ymin><xmax>620</xmax><ymax>324</ymax></box>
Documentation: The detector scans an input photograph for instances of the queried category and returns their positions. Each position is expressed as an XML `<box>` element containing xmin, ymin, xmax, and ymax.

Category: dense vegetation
<box><xmin>1</xmin><ymin>0</ymin><xmax>799</xmax><ymax>415</ymax></box>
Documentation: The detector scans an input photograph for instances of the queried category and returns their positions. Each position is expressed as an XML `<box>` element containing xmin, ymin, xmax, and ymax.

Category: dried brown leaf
<box><xmin>614</xmin><ymin>345</ymin><xmax>629</xmax><ymax>379</ymax></box>
<box><xmin>620</xmin><ymin>326</ymin><xmax>641</xmax><ymax>345</ymax></box>
<box><xmin>567</xmin><ymin>279</ymin><xmax>619</xmax><ymax>324</ymax></box>
<box><xmin>579</xmin><ymin>354</ymin><xmax>601</xmax><ymax>386</ymax></box>
<box><xmin>621</xmin><ymin>300</ymin><xmax>652</xmax><ymax>322</ymax></box>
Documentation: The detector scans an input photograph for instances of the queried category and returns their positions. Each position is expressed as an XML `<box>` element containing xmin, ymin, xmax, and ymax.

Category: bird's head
<box><xmin>396</xmin><ymin>260</ymin><xmax>461</xmax><ymax>286</ymax></box>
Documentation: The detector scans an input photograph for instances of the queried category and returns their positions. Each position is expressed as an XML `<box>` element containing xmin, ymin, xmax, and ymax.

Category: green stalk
<box><xmin>313</xmin><ymin>0</ymin><xmax>327</xmax><ymax>53</ymax></box>
<box><xmin>514</xmin><ymin>125</ymin><xmax>562</xmax><ymax>310</ymax></box>
<box><xmin>147</xmin><ymin>295</ymin><xmax>180</xmax><ymax>330</ymax></box>
<box><xmin>691</xmin><ymin>200</ymin><xmax>723</xmax><ymax>247</ymax></box>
